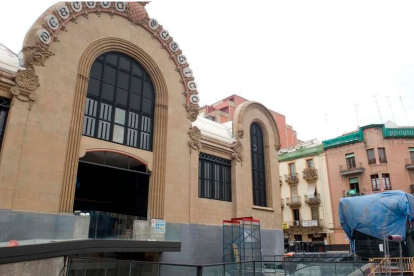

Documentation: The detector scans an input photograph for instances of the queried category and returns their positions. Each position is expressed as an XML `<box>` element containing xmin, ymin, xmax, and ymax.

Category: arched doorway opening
<box><xmin>74</xmin><ymin>151</ymin><xmax>150</xmax><ymax>239</ymax></box>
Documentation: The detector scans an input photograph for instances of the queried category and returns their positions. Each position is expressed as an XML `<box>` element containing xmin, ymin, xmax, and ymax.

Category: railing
<box><xmin>286</xmin><ymin>196</ymin><xmax>301</xmax><ymax>207</ymax></box>
<box><xmin>301</xmin><ymin>219</ymin><xmax>323</xmax><ymax>228</ymax></box>
<box><xmin>370</xmin><ymin>257</ymin><xmax>414</xmax><ymax>275</ymax></box>
<box><xmin>284</xmin><ymin>173</ymin><xmax>299</xmax><ymax>185</ymax></box>
<box><xmin>68</xmin><ymin>257</ymin><xmax>379</xmax><ymax>276</ymax></box>
<box><xmin>278</xmin><ymin>144</ymin><xmax>324</xmax><ymax>162</ymax></box>
<box><xmin>303</xmin><ymin>167</ymin><xmax>318</xmax><ymax>181</ymax></box>
<box><xmin>86</xmin><ymin>211</ymin><xmax>140</xmax><ymax>239</ymax></box>
<box><xmin>279</xmin><ymin>175</ymin><xmax>282</xmax><ymax>185</ymax></box>
<box><xmin>406</xmin><ymin>158</ymin><xmax>414</xmax><ymax>170</ymax></box>
<box><xmin>288</xmin><ymin>220</ymin><xmax>301</xmax><ymax>228</ymax></box>
<box><xmin>383</xmin><ymin>127</ymin><xmax>414</xmax><ymax>138</ymax></box>
<box><xmin>339</xmin><ymin>162</ymin><xmax>364</xmax><ymax>175</ymax></box>
<box><xmin>304</xmin><ymin>193</ymin><xmax>321</xmax><ymax>205</ymax></box>
<box><xmin>280</xmin><ymin>198</ymin><xmax>284</xmax><ymax>208</ymax></box>
<box><xmin>323</xmin><ymin>131</ymin><xmax>364</xmax><ymax>149</ymax></box>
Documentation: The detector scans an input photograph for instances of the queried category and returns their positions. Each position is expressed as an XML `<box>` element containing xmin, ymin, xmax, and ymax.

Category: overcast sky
<box><xmin>2</xmin><ymin>0</ymin><xmax>414</xmax><ymax>141</ymax></box>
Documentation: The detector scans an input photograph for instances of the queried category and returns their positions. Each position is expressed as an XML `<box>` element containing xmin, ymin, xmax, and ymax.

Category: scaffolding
<box><xmin>223</xmin><ymin>217</ymin><xmax>262</xmax><ymax>263</ymax></box>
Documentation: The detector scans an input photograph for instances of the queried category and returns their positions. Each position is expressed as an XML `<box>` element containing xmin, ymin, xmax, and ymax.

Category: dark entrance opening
<box><xmin>74</xmin><ymin>151</ymin><xmax>149</xmax><ymax>239</ymax></box>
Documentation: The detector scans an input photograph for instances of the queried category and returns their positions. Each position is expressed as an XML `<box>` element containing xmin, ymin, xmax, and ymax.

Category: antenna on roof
<box><xmin>354</xmin><ymin>103</ymin><xmax>360</xmax><ymax>127</ymax></box>
<box><xmin>387</xmin><ymin>96</ymin><xmax>396</xmax><ymax>123</ymax></box>
<box><xmin>374</xmin><ymin>94</ymin><xmax>383</xmax><ymax>123</ymax></box>
<box><xmin>400</xmin><ymin>95</ymin><xmax>410</xmax><ymax>126</ymax></box>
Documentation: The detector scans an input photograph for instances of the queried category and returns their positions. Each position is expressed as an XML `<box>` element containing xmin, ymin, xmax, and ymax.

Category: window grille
<box><xmin>82</xmin><ymin>52</ymin><xmax>155</xmax><ymax>151</ymax></box>
<box><xmin>198</xmin><ymin>153</ymin><xmax>231</xmax><ymax>202</ymax></box>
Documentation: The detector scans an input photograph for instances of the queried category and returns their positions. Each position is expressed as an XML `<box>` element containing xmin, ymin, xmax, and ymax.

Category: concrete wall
<box><xmin>0</xmin><ymin>210</ymin><xmax>89</xmax><ymax>243</ymax></box>
<box><xmin>160</xmin><ymin>223</ymin><xmax>284</xmax><ymax>265</ymax></box>
<box><xmin>0</xmin><ymin>257</ymin><xmax>65</xmax><ymax>276</ymax></box>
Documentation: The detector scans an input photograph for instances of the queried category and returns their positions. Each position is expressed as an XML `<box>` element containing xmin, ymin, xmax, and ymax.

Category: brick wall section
<box><xmin>324</xmin><ymin>126</ymin><xmax>414</xmax><ymax>244</ymax></box>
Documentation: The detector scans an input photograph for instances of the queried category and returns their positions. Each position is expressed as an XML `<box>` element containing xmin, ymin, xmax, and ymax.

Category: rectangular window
<box><xmin>289</xmin><ymin>163</ymin><xmax>296</xmax><ymax>175</ymax></box>
<box><xmin>382</xmin><ymin>173</ymin><xmax>392</xmax><ymax>190</ymax></box>
<box><xmin>198</xmin><ymin>153</ymin><xmax>231</xmax><ymax>202</ymax></box>
<box><xmin>311</xmin><ymin>208</ymin><xmax>319</xmax><ymax>220</ymax></box>
<box><xmin>349</xmin><ymin>177</ymin><xmax>360</xmax><ymax>193</ymax></box>
<box><xmin>410</xmin><ymin>148</ymin><xmax>414</xmax><ymax>163</ymax></box>
<box><xmin>307</xmin><ymin>159</ymin><xmax>314</xmax><ymax>168</ymax></box>
<box><xmin>367</xmin><ymin>149</ymin><xmax>376</xmax><ymax>165</ymax></box>
<box><xmin>378</xmin><ymin>148</ymin><xmax>387</xmax><ymax>163</ymax></box>
<box><xmin>293</xmin><ymin>209</ymin><xmax>300</xmax><ymax>225</ymax></box>
<box><xmin>346</xmin><ymin>153</ymin><xmax>356</xmax><ymax>169</ymax></box>
<box><xmin>370</xmin><ymin>174</ymin><xmax>380</xmax><ymax>191</ymax></box>
<box><xmin>0</xmin><ymin>97</ymin><xmax>10</xmax><ymax>156</ymax></box>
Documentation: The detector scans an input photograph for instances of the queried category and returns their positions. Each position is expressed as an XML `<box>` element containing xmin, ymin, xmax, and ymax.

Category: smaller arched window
<box><xmin>251</xmin><ymin>123</ymin><xmax>266</xmax><ymax>207</ymax></box>
<box><xmin>82</xmin><ymin>52</ymin><xmax>155</xmax><ymax>151</ymax></box>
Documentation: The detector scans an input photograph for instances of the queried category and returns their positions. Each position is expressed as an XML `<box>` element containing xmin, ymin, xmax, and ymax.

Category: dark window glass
<box><xmin>251</xmin><ymin>123</ymin><xmax>267</xmax><ymax>207</ymax></box>
<box><xmin>293</xmin><ymin>209</ymin><xmax>300</xmax><ymax>225</ymax></box>
<box><xmin>349</xmin><ymin>178</ymin><xmax>360</xmax><ymax>193</ymax></box>
<box><xmin>378</xmin><ymin>148</ymin><xmax>387</xmax><ymax>163</ymax></box>
<box><xmin>370</xmin><ymin>174</ymin><xmax>380</xmax><ymax>191</ymax></box>
<box><xmin>82</xmin><ymin>52</ymin><xmax>155</xmax><ymax>151</ymax></box>
<box><xmin>0</xmin><ymin>97</ymin><xmax>10</xmax><ymax>156</ymax></box>
<box><xmin>311</xmin><ymin>208</ymin><xmax>319</xmax><ymax>220</ymax></box>
<box><xmin>410</xmin><ymin>148</ymin><xmax>414</xmax><ymax>163</ymax></box>
<box><xmin>307</xmin><ymin>159</ymin><xmax>314</xmax><ymax>168</ymax></box>
<box><xmin>198</xmin><ymin>153</ymin><xmax>231</xmax><ymax>202</ymax></box>
<box><xmin>367</xmin><ymin>149</ymin><xmax>376</xmax><ymax>165</ymax></box>
<box><xmin>382</xmin><ymin>173</ymin><xmax>392</xmax><ymax>190</ymax></box>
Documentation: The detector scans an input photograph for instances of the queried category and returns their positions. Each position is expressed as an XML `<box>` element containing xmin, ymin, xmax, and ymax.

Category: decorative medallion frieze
<box><xmin>188</xmin><ymin>126</ymin><xmax>202</xmax><ymax>151</ymax></box>
<box><xmin>231</xmin><ymin>141</ymin><xmax>243</xmax><ymax>162</ymax></box>
<box><xmin>23</xmin><ymin>2</ymin><xmax>200</xmax><ymax>119</ymax></box>
<box><xmin>275</xmin><ymin>144</ymin><xmax>281</xmax><ymax>151</ymax></box>
<box><xmin>9</xmin><ymin>70</ymin><xmax>39</xmax><ymax>109</ymax></box>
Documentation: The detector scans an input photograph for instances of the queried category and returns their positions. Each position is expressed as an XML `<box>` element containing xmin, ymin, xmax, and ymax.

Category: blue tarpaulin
<box><xmin>339</xmin><ymin>190</ymin><xmax>414</xmax><ymax>241</ymax></box>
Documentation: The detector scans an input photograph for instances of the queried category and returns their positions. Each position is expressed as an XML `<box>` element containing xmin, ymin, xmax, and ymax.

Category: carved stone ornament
<box><xmin>22</xmin><ymin>43</ymin><xmax>54</xmax><ymax>70</ymax></box>
<box><xmin>231</xmin><ymin>141</ymin><xmax>243</xmax><ymax>162</ymax></box>
<box><xmin>275</xmin><ymin>144</ymin><xmax>281</xmax><ymax>151</ymax></box>
<box><xmin>185</xmin><ymin>103</ymin><xmax>200</xmax><ymax>122</ymax></box>
<box><xmin>237</xmin><ymin>130</ymin><xmax>244</xmax><ymax>139</ymax></box>
<box><xmin>10</xmin><ymin>70</ymin><xmax>39</xmax><ymax>110</ymax></box>
<box><xmin>188</xmin><ymin>126</ymin><xmax>202</xmax><ymax>151</ymax></box>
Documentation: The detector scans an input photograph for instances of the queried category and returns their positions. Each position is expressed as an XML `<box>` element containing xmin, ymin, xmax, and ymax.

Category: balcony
<box><xmin>286</xmin><ymin>196</ymin><xmax>301</xmax><ymax>207</ymax></box>
<box><xmin>301</xmin><ymin>219</ymin><xmax>323</xmax><ymax>229</ymax></box>
<box><xmin>339</xmin><ymin>162</ymin><xmax>364</xmax><ymax>176</ymax></box>
<box><xmin>285</xmin><ymin>173</ymin><xmax>299</xmax><ymax>185</ymax></box>
<box><xmin>304</xmin><ymin>193</ymin><xmax>321</xmax><ymax>205</ymax></box>
<box><xmin>288</xmin><ymin>220</ymin><xmax>301</xmax><ymax>229</ymax></box>
<box><xmin>406</xmin><ymin>158</ymin><xmax>414</xmax><ymax>171</ymax></box>
<box><xmin>303</xmin><ymin>167</ymin><xmax>318</xmax><ymax>181</ymax></box>
<box><xmin>342</xmin><ymin>188</ymin><xmax>367</xmax><ymax>197</ymax></box>
<box><xmin>279</xmin><ymin>176</ymin><xmax>282</xmax><ymax>185</ymax></box>
<box><xmin>281</xmin><ymin>198</ymin><xmax>284</xmax><ymax>208</ymax></box>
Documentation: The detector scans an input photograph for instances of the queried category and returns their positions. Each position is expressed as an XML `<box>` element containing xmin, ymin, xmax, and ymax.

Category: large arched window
<box><xmin>82</xmin><ymin>52</ymin><xmax>155</xmax><ymax>151</ymax></box>
<box><xmin>251</xmin><ymin>123</ymin><xmax>267</xmax><ymax>207</ymax></box>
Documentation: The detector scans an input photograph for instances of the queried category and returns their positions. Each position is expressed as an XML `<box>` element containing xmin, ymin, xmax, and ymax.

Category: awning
<box><xmin>345</xmin><ymin>153</ymin><xmax>355</xmax><ymax>158</ymax></box>
<box><xmin>0</xmin><ymin>239</ymin><xmax>181</xmax><ymax>265</ymax></box>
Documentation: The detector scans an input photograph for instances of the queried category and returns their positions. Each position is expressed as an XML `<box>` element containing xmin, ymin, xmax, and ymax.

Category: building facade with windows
<box><xmin>279</xmin><ymin>140</ymin><xmax>334</xmax><ymax>250</ymax></box>
<box><xmin>323</xmin><ymin>122</ymin><xmax>414</xmax><ymax>244</ymax></box>
<box><xmin>0</xmin><ymin>2</ymin><xmax>284</xmax><ymax>268</ymax></box>
<box><xmin>199</xmin><ymin>94</ymin><xmax>298</xmax><ymax>149</ymax></box>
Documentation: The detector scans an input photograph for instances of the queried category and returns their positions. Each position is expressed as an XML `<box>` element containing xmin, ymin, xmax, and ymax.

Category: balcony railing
<box><xmin>286</xmin><ymin>196</ymin><xmax>301</xmax><ymax>207</ymax></box>
<box><xmin>285</xmin><ymin>173</ymin><xmax>299</xmax><ymax>185</ymax></box>
<box><xmin>301</xmin><ymin>219</ymin><xmax>323</xmax><ymax>229</ymax></box>
<box><xmin>279</xmin><ymin>176</ymin><xmax>282</xmax><ymax>185</ymax></box>
<box><xmin>323</xmin><ymin>131</ymin><xmax>364</xmax><ymax>150</ymax></box>
<box><xmin>303</xmin><ymin>167</ymin><xmax>318</xmax><ymax>181</ymax></box>
<box><xmin>288</xmin><ymin>220</ymin><xmax>301</xmax><ymax>228</ymax></box>
<box><xmin>342</xmin><ymin>188</ymin><xmax>367</xmax><ymax>197</ymax></box>
<box><xmin>340</xmin><ymin>162</ymin><xmax>364</xmax><ymax>176</ymax></box>
<box><xmin>406</xmin><ymin>158</ymin><xmax>414</xmax><ymax>170</ymax></box>
<box><xmin>87</xmin><ymin>211</ymin><xmax>139</xmax><ymax>239</ymax></box>
<box><xmin>304</xmin><ymin>193</ymin><xmax>321</xmax><ymax>205</ymax></box>
<box><xmin>281</xmin><ymin>198</ymin><xmax>284</xmax><ymax>208</ymax></box>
